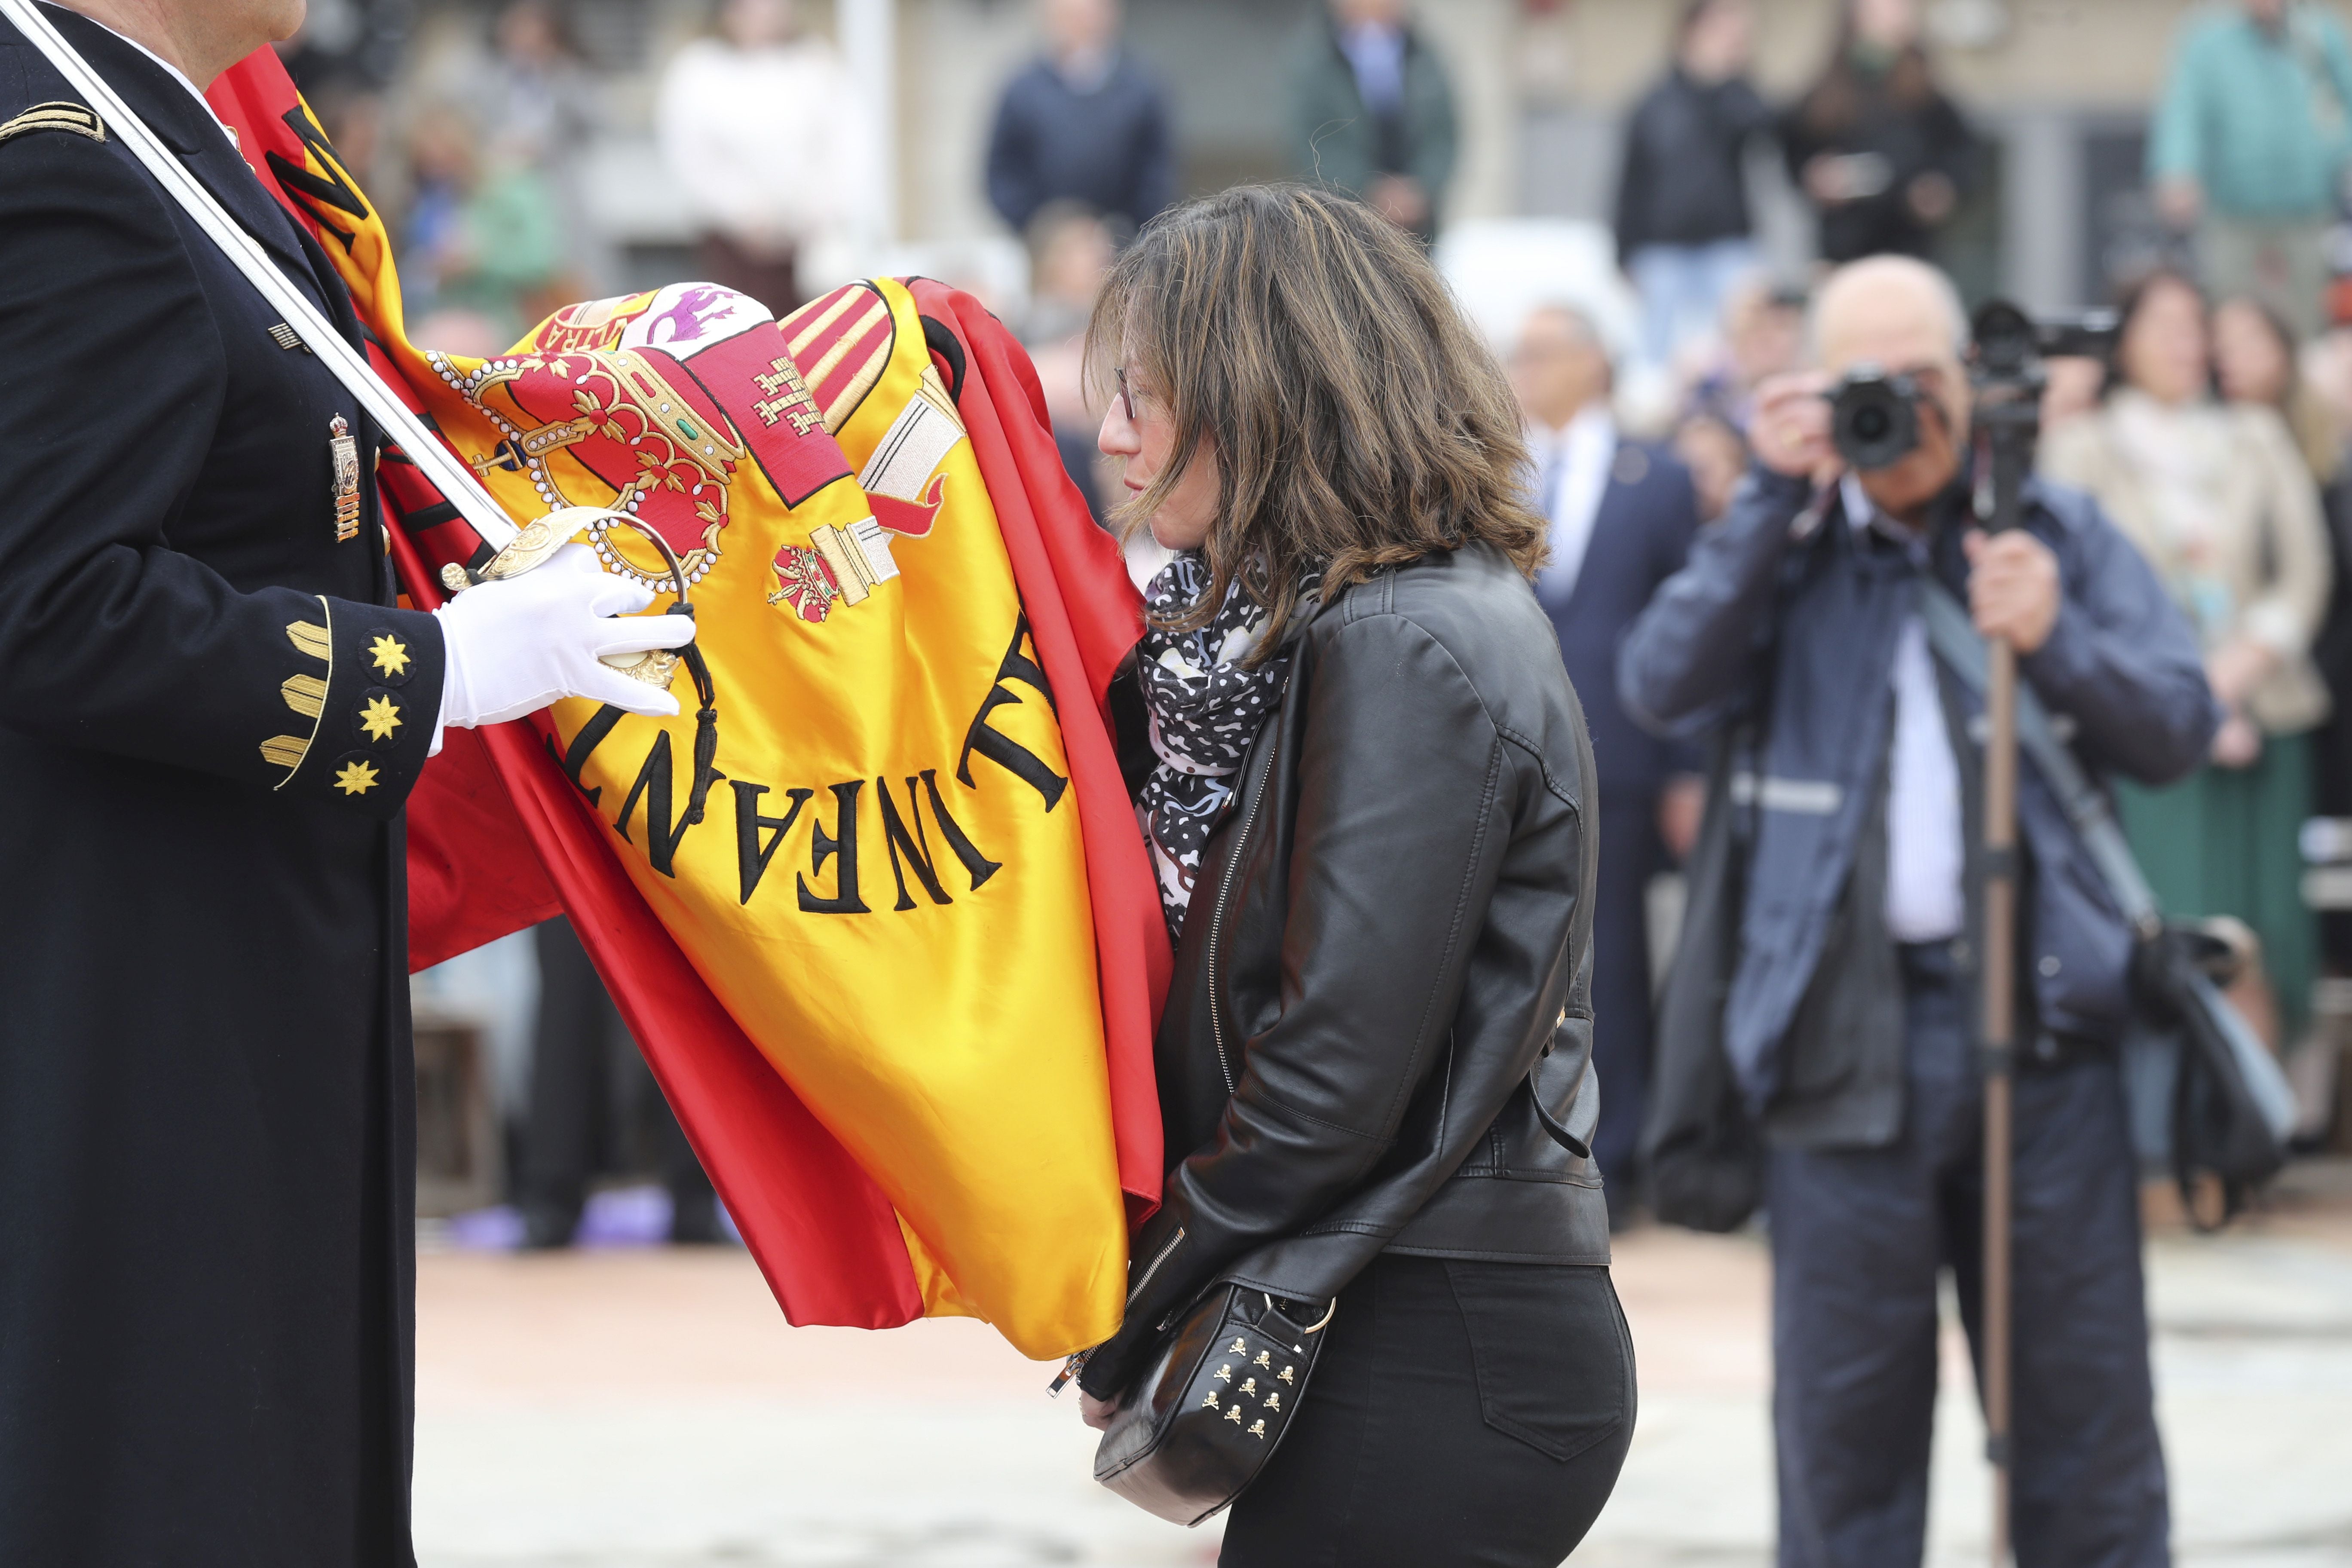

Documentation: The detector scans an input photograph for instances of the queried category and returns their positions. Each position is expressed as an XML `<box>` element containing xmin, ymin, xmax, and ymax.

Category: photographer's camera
<box><xmin>1823</xmin><ymin>303</ymin><xmax>2119</xmax><ymax>474</ymax></box>
<box><xmin>1829</xmin><ymin>366</ymin><xmax>1925</xmax><ymax>471</ymax></box>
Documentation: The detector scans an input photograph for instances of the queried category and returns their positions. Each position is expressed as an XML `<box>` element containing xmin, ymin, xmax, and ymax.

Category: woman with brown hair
<box><xmin>2213</xmin><ymin>293</ymin><xmax>2352</xmax><ymax>981</ymax></box>
<box><xmin>2042</xmin><ymin>271</ymin><xmax>2333</xmax><ymax>1047</ymax></box>
<box><xmin>1072</xmin><ymin>184</ymin><xmax>1632</xmax><ymax>1562</ymax></box>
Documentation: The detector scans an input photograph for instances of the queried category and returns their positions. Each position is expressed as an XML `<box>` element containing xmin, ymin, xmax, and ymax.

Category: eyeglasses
<box><xmin>1115</xmin><ymin>366</ymin><xmax>1138</xmax><ymax>423</ymax></box>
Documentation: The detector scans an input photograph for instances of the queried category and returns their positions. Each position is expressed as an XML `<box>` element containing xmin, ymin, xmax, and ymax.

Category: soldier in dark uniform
<box><xmin>0</xmin><ymin>3</ymin><xmax>689</xmax><ymax>1560</ymax></box>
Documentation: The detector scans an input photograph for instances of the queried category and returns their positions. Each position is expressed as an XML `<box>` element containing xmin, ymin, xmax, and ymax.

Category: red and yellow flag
<box><xmin>208</xmin><ymin>52</ymin><xmax>1168</xmax><ymax>1358</ymax></box>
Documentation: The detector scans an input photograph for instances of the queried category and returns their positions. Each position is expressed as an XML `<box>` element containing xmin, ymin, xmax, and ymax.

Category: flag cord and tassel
<box><xmin>679</xmin><ymin>634</ymin><xmax>721</xmax><ymax>826</ymax></box>
<box><xmin>616</xmin><ymin>518</ymin><xmax>720</xmax><ymax>794</ymax></box>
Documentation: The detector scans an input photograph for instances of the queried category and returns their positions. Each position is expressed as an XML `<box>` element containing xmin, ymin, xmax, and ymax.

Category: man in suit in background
<box><xmin>1511</xmin><ymin>303</ymin><xmax>1705</xmax><ymax>1225</ymax></box>
<box><xmin>984</xmin><ymin>0</ymin><xmax>1175</xmax><ymax>239</ymax></box>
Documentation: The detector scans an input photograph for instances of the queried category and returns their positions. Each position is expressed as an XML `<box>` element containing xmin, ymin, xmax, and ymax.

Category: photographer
<box><xmin>1619</xmin><ymin>257</ymin><xmax>2216</xmax><ymax>1568</ymax></box>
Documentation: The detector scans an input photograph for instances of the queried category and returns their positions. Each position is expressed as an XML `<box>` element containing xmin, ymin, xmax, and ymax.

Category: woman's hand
<box><xmin>1079</xmin><ymin>1390</ymin><xmax>1120</xmax><ymax>1431</ymax></box>
<box><xmin>1803</xmin><ymin>154</ymin><xmax>1856</xmax><ymax>205</ymax></box>
<box><xmin>2207</xmin><ymin>638</ymin><xmax>2278</xmax><ymax>713</ymax></box>
<box><xmin>1905</xmin><ymin>172</ymin><xmax>1958</xmax><ymax>226</ymax></box>
<box><xmin>2212</xmin><ymin>710</ymin><xmax>2264</xmax><ymax>769</ymax></box>
<box><xmin>2206</xmin><ymin>641</ymin><xmax>2278</xmax><ymax>768</ymax></box>
<box><xmin>1657</xmin><ymin>774</ymin><xmax>1707</xmax><ymax>862</ymax></box>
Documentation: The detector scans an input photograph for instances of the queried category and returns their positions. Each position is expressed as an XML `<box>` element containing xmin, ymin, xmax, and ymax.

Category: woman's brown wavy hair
<box><xmin>1085</xmin><ymin>184</ymin><xmax>1547</xmax><ymax>662</ymax></box>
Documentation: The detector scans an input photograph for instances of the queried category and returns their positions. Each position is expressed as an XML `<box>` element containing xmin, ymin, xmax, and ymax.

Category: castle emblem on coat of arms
<box><xmin>426</xmin><ymin>280</ymin><xmax>961</xmax><ymax>627</ymax></box>
<box><xmin>767</xmin><ymin>358</ymin><xmax>962</xmax><ymax>622</ymax></box>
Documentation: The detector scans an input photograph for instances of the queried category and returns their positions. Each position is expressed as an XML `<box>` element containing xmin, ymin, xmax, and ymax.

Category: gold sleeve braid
<box><xmin>0</xmin><ymin>102</ymin><xmax>105</xmax><ymax>148</ymax></box>
<box><xmin>279</xmin><ymin>674</ymin><xmax>327</xmax><ymax>717</ymax></box>
<box><xmin>261</xmin><ymin>604</ymin><xmax>334</xmax><ymax>778</ymax></box>
<box><xmin>285</xmin><ymin>619</ymin><xmax>331</xmax><ymax>659</ymax></box>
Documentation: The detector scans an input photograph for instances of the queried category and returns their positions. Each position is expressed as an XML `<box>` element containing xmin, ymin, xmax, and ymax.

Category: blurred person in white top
<box><xmin>655</xmin><ymin>0</ymin><xmax>876</xmax><ymax>315</ymax></box>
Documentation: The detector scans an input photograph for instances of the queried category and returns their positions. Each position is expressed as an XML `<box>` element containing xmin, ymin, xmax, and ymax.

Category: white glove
<box><xmin>431</xmin><ymin>543</ymin><xmax>696</xmax><ymax>751</ymax></box>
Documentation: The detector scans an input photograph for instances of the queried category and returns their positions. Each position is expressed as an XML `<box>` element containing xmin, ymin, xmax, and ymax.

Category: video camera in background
<box><xmin>1828</xmin><ymin>301</ymin><xmax>2121</xmax><ymax>472</ymax></box>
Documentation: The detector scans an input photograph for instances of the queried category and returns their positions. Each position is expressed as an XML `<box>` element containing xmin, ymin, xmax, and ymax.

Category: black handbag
<box><xmin>1090</xmin><ymin>1285</ymin><xmax>1336</xmax><ymax>1526</ymax></box>
<box><xmin>1917</xmin><ymin>583</ymin><xmax>2297</xmax><ymax>1223</ymax></box>
<box><xmin>2125</xmin><ymin>927</ymin><xmax>2295</xmax><ymax>1221</ymax></box>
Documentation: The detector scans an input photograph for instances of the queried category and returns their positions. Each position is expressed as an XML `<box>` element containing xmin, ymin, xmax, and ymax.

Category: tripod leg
<box><xmin>1981</xmin><ymin>641</ymin><xmax>2019</xmax><ymax>1566</ymax></box>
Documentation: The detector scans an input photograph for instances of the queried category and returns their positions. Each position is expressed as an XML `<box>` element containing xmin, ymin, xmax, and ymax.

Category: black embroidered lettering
<box><xmin>266</xmin><ymin>106</ymin><xmax>371</xmax><ymax>249</ymax></box>
<box><xmin>917</xmin><ymin>768</ymin><xmax>1002</xmax><ymax>891</ymax></box>
<box><xmin>876</xmin><ymin>775</ymin><xmax>955</xmax><ymax>910</ymax></box>
<box><xmin>798</xmin><ymin>781</ymin><xmax>870</xmax><ymax>914</ymax></box>
<box><xmin>731</xmin><ymin>780</ymin><xmax>814</xmax><ymax>906</ymax></box>
<box><xmin>553</xmin><ymin>705</ymin><xmax>627</xmax><ymax>807</ymax></box>
<box><xmin>957</xmin><ymin>615</ymin><xmax>1066</xmax><ymax>811</ymax></box>
<box><xmin>613</xmin><ymin>730</ymin><xmax>706</xmax><ymax>877</ymax></box>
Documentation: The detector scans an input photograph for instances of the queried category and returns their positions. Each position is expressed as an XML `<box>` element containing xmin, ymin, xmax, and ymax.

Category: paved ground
<box><xmin>413</xmin><ymin>1167</ymin><xmax>2352</xmax><ymax>1568</ymax></box>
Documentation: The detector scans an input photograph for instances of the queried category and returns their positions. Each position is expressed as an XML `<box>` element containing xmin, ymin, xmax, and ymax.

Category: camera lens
<box><xmin>1829</xmin><ymin>369</ymin><xmax>1922</xmax><ymax>471</ymax></box>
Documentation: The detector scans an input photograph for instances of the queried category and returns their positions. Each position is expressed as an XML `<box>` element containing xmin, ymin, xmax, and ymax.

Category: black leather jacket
<box><xmin>1082</xmin><ymin>543</ymin><xmax>1609</xmax><ymax>1399</ymax></box>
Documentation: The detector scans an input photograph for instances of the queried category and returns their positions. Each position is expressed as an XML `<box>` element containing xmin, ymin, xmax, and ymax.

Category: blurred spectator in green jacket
<box><xmin>1286</xmin><ymin>0</ymin><xmax>1457</xmax><ymax>243</ymax></box>
<box><xmin>2152</xmin><ymin>0</ymin><xmax>2352</xmax><ymax>337</ymax></box>
<box><xmin>400</xmin><ymin>105</ymin><xmax>565</xmax><ymax>351</ymax></box>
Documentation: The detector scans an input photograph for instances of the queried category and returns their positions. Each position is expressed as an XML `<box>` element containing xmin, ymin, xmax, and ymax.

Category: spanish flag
<box><xmin>207</xmin><ymin>52</ymin><xmax>1168</xmax><ymax>1358</ymax></box>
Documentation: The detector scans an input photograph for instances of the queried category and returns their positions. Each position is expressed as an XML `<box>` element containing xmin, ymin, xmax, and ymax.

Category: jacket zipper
<box><xmin>1127</xmin><ymin>1225</ymin><xmax>1186</xmax><ymax>1305</ymax></box>
<box><xmin>1047</xmin><ymin>1225</ymin><xmax>1188</xmax><ymax>1396</ymax></box>
<box><xmin>1206</xmin><ymin>731</ymin><xmax>1278</xmax><ymax>1094</ymax></box>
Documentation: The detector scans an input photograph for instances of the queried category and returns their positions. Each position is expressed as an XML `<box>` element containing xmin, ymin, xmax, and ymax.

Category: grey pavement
<box><xmin>413</xmin><ymin>1170</ymin><xmax>2352</xmax><ymax>1568</ymax></box>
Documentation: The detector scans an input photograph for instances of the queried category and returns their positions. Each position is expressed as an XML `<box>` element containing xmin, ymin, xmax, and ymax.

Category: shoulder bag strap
<box><xmin>1914</xmin><ymin>576</ymin><xmax>2165</xmax><ymax>938</ymax></box>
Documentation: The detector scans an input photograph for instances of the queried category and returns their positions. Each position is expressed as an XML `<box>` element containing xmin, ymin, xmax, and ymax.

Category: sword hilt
<box><xmin>438</xmin><ymin>505</ymin><xmax>693</xmax><ymax>689</ymax></box>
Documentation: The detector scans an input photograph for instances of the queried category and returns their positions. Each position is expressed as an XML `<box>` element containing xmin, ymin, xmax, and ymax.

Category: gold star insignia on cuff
<box><xmin>367</xmin><ymin>634</ymin><xmax>411</xmax><ymax>677</ymax></box>
<box><xmin>334</xmin><ymin>760</ymin><xmax>381</xmax><ymax>796</ymax></box>
<box><xmin>358</xmin><ymin>694</ymin><xmax>404</xmax><ymax>742</ymax></box>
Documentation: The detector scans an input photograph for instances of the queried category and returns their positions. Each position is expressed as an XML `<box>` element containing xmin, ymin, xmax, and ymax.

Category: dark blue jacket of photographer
<box><xmin>1618</xmin><ymin>464</ymin><xmax>2217</xmax><ymax>1145</ymax></box>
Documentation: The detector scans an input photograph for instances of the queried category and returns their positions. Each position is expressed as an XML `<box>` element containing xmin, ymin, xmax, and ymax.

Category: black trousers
<box><xmin>1767</xmin><ymin>944</ymin><xmax>2169</xmax><ymax>1568</ymax></box>
<box><xmin>522</xmin><ymin>918</ymin><xmax>716</xmax><ymax>1245</ymax></box>
<box><xmin>1221</xmin><ymin>1255</ymin><xmax>1635</xmax><ymax>1567</ymax></box>
<box><xmin>1591</xmin><ymin>794</ymin><xmax>1663</xmax><ymax>1201</ymax></box>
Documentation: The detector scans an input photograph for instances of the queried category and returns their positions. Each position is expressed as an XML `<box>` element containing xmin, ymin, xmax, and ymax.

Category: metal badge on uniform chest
<box><xmin>328</xmin><ymin>415</ymin><xmax>361</xmax><ymax>543</ymax></box>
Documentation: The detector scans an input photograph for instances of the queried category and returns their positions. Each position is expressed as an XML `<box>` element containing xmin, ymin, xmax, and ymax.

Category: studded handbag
<box><xmin>1090</xmin><ymin>1284</ymin><xmax>1337</xmax><ymax>1526</ymax></box>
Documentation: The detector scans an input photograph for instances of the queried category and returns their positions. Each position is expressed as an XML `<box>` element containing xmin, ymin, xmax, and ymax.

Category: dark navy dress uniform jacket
<box><xmin>0</xmin><ymin>10</ymin><xmax>444</xmax><ymax>1562</ymax></box>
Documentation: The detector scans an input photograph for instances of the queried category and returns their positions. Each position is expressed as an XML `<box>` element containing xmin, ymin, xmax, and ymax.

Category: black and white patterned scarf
<box><xmin>1135</xmin><ymin>551</ymin><xmax>1311</xmax><ymax>943</ymax></box>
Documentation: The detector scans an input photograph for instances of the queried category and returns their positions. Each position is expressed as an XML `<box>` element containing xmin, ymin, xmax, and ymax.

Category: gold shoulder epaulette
<box><xmin>0</xmin><ymin>101</ymin><xmax>105</xmax><ymax>148</ymax></box>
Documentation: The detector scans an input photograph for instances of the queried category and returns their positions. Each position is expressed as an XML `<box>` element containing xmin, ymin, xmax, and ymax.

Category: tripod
<box><xmin>1970</xmin><ymin>372</ymin><xmax>2039</xmax><ymax>1568</ymax></box>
